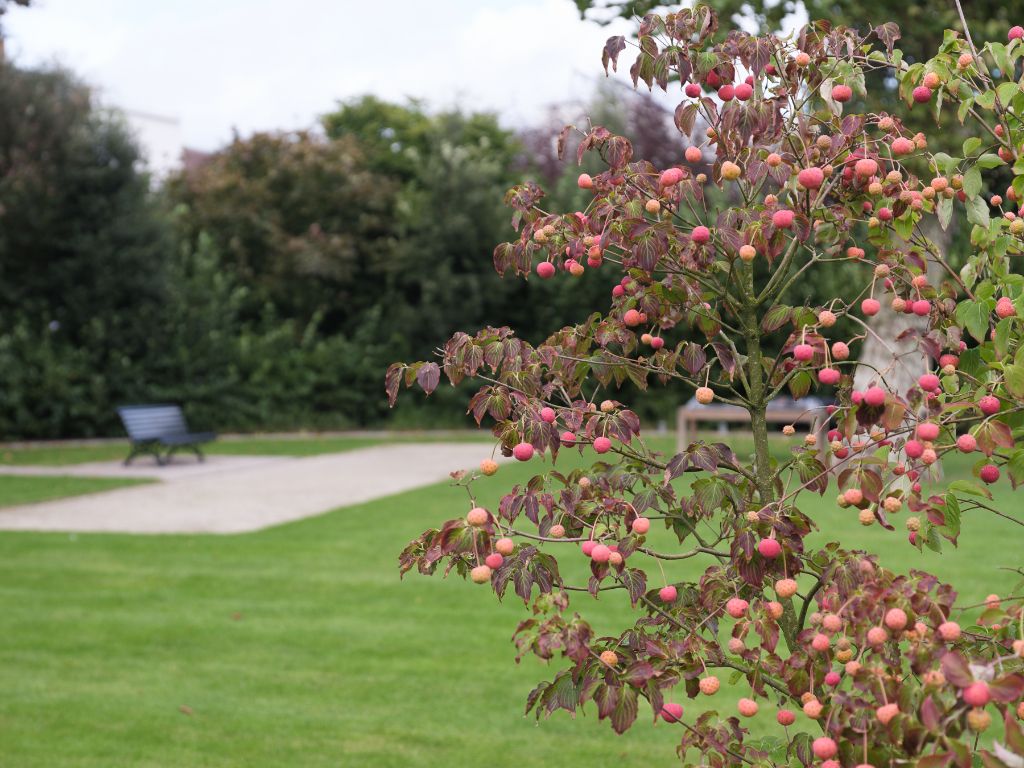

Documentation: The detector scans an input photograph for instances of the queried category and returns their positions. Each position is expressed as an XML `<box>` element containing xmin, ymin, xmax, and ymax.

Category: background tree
<box><xmin>0</xmin><ymin>62</ymin><xmax>170</xmax><ymax>437</ymax></box>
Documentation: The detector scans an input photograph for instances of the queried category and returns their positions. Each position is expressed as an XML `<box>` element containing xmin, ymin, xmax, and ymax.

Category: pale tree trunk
<box><xmin>853</xmin><ymin>217</ymin><xmax>952</xmax><ymax>482</ymax></box>
<box><xmin>854</xmin><ymin>216</ymin><xmax>950</xmax><ymax>393</ymax></box>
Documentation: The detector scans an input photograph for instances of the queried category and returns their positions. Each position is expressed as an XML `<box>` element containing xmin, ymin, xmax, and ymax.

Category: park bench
<box><xmin>676</xmin><ymin>399</ymin><xmax>830</xmax><ymax>465</ymax></box>
<box><xmin>116</xmin><ymin>404</ymin><xmax>215</xmax><ymax>465</ymax></box>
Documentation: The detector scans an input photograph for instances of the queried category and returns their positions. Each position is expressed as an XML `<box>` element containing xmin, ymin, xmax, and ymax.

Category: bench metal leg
<box><xmin>125</xmin><ymin>442</ymin><xmax>162</xmax><ymax>466</ymax></box>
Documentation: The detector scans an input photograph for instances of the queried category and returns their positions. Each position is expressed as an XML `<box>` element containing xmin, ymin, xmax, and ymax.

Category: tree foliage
<box><xmin>391</xmin><ymin>5</ymin><xmax>1024</xmax><ymax>765</ymax></box>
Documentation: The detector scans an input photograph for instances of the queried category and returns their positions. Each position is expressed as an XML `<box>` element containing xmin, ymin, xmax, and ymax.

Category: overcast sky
<box><xmin>4</xmin><ymin>0</ymin><xmax>647</xmax><ymax>150</ymax></box>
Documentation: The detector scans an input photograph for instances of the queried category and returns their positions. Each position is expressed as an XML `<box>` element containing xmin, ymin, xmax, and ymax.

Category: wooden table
<box><xmin>675</xmin><ymin>404</ymin><xmax>830</xmax><ymax>464</ymax></box>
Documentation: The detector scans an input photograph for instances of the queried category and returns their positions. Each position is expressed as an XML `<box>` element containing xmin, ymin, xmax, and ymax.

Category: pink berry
<box><xmin>822</xmin><ymin>613</ymin><xmax>842</xmax><ymax>633</ymax></box>
<box><xmin>956</xmin><ymin>434</ymin><xmax>977</xmax><ymax>453</ymax></box>
<box><xmin>726</xmin><ymin>597</ymin><xmax>749</xmax><ymax>618</ymax></box>
<box><xmin>1010</xmin><ymin>25</ymin><xmax>1024</xmax><ymax>41</ymax></box>
<box><xmin>593</xmin><ymin>436</ymin><xmax>612</xmax><ymax>454</ymax></box>
<box><xmin>623</xmin><ymin>309</ymin><xmax>642</xmax><ymax>327</ymax></box>
<box><xmin>912</xmin><ymin>299</ymin><xmax>931</xmax><ymax>316</ymax></box>
<box><xmin>824</xmin><ymin>671</ymin><xmax>841</xmax><ymax>686</ymax></box>
<box><xmin>718</xmin><ymin>84</ymin><xmax>735</xmax><ymax>101</ymax></box>
<box><xmin>867</xmin><ymin>626</ymin><xmax>888</xmax><ymax>645</ymax></box>
<box><xmin>581</xmin><ymin>540</ymin><xmax>596</xmax><ymax>557</ymax></box>
<box><xmin>772</xmin><ymin>209</ymin><xmax>795</xmax><ymax>228</ymax></box>
<box><xmin>590</xmin><ymin>544</ymin><xmax>611</xmax><ymax>563</ymax></box>
<box><xmin>737</xmin><ymin>698</ymin><xmax>758</xmax><ymax>717</ymax></box>
<box><xmin>659</xmin><ymin>168</ymin><xmax>684</xmax><ymax>187</ymax></box>
<box><xmin>855</xmin><ymin>157</ymin><xmax>879</xmax><ymax>177</ymax></box>
<box><xmin>798</xmin><ymin>167</ymin><xmax>825</xmax><ymax>189</ymax></box>
<box><xmin>918</xmin><ymin>373</ymin><xmax>940</xmax><ymax>391</ymax></box>
<box><xmin>861</xmin><ymin>298</ymin><xmax>881</xmax><ymax>316</ymax></box>
<box><xmin>536</xmin><ymin>261</ymin><xmax>555</xmax><ymax>279</ymax></box>
<box><xmin>777</xmin><ymin>709</ymin><xmax>796</xmax><ymax>726</ymax></box>
<box><xmin>577</xmin><ymin>173</ymin><xmax>594</xmax><ymax>190</ymax></box>
<box><xmin>980</xmin><ymin>464</ymin><xmax>1000</xmax><ymax>484</ymax></box>
<box><xmin>938</xmin><ymin>621</ymin><xmax>961</xmax><ymax>641</ymax></box>
<box><xmin>735</xmin><ymin>82</ymin><xmax>753</xmax><ymax>100</ymax></box>
<box><xmin>917</xmin><ymin>422</ymin><xmax>940</xmax><ymax>441</ymax></box>
<box><xmin>560</xmin><ymin>431</ymin><xmax>576</xmax><ymax>447</ymax></box>
<box><xmin>831</xmin><ymin>84</ymin><xmax>852</xmax><ymax>103</ymax></box>
<box><xmin>891</xmin><ymin>137</ymin><xmax>914</xmax><ymax>155</ymax></box>
<box><xmin>512</xmin><ymin>442</ymin><xmax>535</xmax><ymax>461</ymax></box>
<box><xmin>659</xmin><ymin>585</ymin><xmax>678</xmax><ymax>602</ymax></box>
<box><xmin>818</xmin><ymin>368</ymin><xmax>841</xmax><ymax>385</ymax></box>
<box><xmin>996</xmin><ymin>298</ymin><xmax>1016</xmax><ymax>318</ymax></box>
<box><xmin>813</xmin><ymin>737</ymin><xmax>838</xmax><ymax>759</ymax></box>
<box><xmin>905</xmin><ymin>439</ymin><xmax>924</xmax><ymax>459</ymax></box>
<box><xmin>811</xmin><ymin>633</ymin><xmax>831</xmax><ymax>652</ymax></box>
<box><xmin>963</xmin><ymin>681</ymin><xmax>991</xmax><ymax>707</ymax></box>
<box><xmin>685</xmin><ymin>83</ymin><xmax>701</xmax><ymax>98</ymax></box>
<box><xmin>885</xmin><ymin>608</ymin><xmax>908</xmax><ymax>631</ymax></box>
<box><xmin>876</xmin><ymin>703</ymin><xmax>899</xmax><ymax>725</ymax></box>
<box><xmin>540</xmin><ymin>407</ymin><xmax>556</xmax><ymax>424</ymax></box>
<box><xmin>912</xmin><ymin>86</ymin><xmax>933</xmax><ymax>103</ymax></box>
<box><xmin>691</xmin><ymin>225</ymin><xmax>711</xmax><ymax>244</ymax></box>
<box><xmin>864</xmin><ymin>386</ymin><xmax>886</xmax><ymax>407</ymax></box>
<box><xmin>699</xmin><ymin>675</ymin><xmax>721</xmax><ymax>695</ymax></box>
<box><xmin>484</xmin><ymin>553</ymin><xmax>503</xmax><ymax>569</ymax></box>
<box><xmin>757</xmin><ymin>538</ymin><xmax>782</xmax><ymax>559</ymax></box>
<box><xmin>495</xmin><ymin>537</ymin><xmax>515</xmax><ymax>556</ymax></box>
<box><xmin>979</xmin><ymin>395</ymin><xmax>1001</xmax><ymax>415</ymax></box>
<box><xmin>631</xmin><ymin>517</ymin><xmax>651</xmax><ymax>535</ymax></box>
<box><xmin>832</xmin><ymin>341</ymin><xmax>850</xmax><ymax>360</ymax></box>
<box><xmin>793</xmin><ymin>343</ymin><xmax>814</xmax><ymax>361</ymax></box>
<box><xmin>660</xmin><ymin>702</ymin><xmax>684</xmax><ymax>722</ymax></box>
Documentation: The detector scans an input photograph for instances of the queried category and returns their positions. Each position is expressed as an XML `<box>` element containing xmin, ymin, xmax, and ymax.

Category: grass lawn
<box><xmin>0</xmin><ymin>432</ymin><xmax>490</xmax><ymax>466</ymax></box>
<box><xmin>0</xmin><ymin>475</ymin><xmax>152</xmax><ymax>507</ymax></box>
<box><xmin>0</xmin><ymin>435</ymin><xmax>1019</xmax><ymax>767</ymax></box>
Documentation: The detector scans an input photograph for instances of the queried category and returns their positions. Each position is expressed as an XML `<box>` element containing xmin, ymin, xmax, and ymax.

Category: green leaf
<box><xmin>977</xmin><ymin>89</ymin><xmax>997</xmax><ymax>110</ymax></box>
<box><xmin>966</xmin><ymin>195</ymin><xmax>990</xmax><ymax>228</ymax></box>
<box><xmin>1007</xmin><ymin>448</ymin><xmax>1024</xmax><ymax>488</ymax></box>
<box><xmin>894</xmin><ymin>212</ymin><xmax>915</xmax><ymax>240</ymax></box>
<box><xmin>995</xmin><ymin>317</ymin><xmax>1013</xmax><ymax>357</ymax></box>
<box><xmin>963</xmin><ymin>137</ymin><xmax>983</xmax><ymax>156</ymax></box>
<box><xmin>955</xmin><ymin>300</ymin><xmax>990</xmax><ymax>342</ymax></box>
<box><xmin>948</xmin><ymin>479</ymin><xmax>993</xmax><ymax>500</ymax></box>
<box><xmin>963</xmin><ymin>166</ymin><xmax>983</xmax><ymax>198</ymax></box>
<box><xmin>958</xmin><ymin>96</ymin><xmax>974</xmax><ymax>124</ymax></box>
<box><xmin>941</xmin><ymin>494</ymin><xmax>961</xmax><ymax>540</ymax></box>
<box><xmin>1005</xmin><ymin>364</ymin><xmax>1024</xmax><ymax>399</ymax></box>
<box><xmin>977</xmin><ymin>153</ymin><xmax>1006</xmax><ymax>169</ymax></box>
<box><xmin>997</xmin><ymin>81</ymin><xmax>1020</xmax><ymax>107</ymax></box>
<box><xmin>937</xmin><ymin>196</ymin><xmax>953</xmax><ymax>230</ymax></box>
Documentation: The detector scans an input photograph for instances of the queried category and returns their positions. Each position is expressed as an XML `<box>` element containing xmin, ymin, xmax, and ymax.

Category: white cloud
<box><xmin>4</xmin><ymin>0</ymin><xmax>643</xmax><ymax>150</ymax></box>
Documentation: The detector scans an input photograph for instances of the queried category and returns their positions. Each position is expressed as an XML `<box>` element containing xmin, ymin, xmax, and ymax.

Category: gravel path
<box><xmin>0</xmin><ymin>443</ymin><xmax>498</xmax><ymax>534</ymax></box>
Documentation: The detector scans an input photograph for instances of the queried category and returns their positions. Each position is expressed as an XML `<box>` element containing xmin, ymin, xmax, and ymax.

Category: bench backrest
<box><xmin>117</xmin><ymin>405</ymin><xmax>190</xmax><ymax>441</ymax></box>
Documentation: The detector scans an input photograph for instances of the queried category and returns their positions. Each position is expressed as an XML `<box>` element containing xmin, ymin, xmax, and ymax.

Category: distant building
<box><xmin>122</xmin><ymin>109</ymin><xmax>211</xmax><ymax>181</ymax></box>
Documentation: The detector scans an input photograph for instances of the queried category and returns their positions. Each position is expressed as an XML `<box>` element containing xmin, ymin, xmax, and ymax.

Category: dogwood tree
<box><xmin>389</xmin><ymin>5</ymin><xmax>1024</xmax><ymax>765</ymax></box>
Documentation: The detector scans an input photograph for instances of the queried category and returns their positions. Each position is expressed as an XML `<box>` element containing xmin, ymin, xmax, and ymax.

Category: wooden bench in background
<box><xmin>117</xmin><ymin>404</ymin><xmax>216</xmax><ymax>465</ymax></box>
<box><xmin>676</xmin><ymin>403</ymin><xmax>830</xmax><ymax>464</ymax></box>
